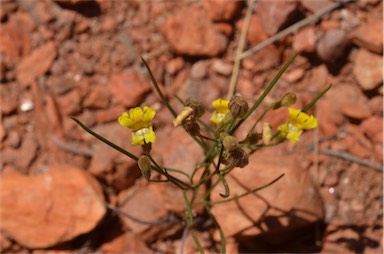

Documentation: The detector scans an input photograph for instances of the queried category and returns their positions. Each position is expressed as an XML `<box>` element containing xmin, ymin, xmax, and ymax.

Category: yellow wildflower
<box><xmin>118</xmin><ymin>106</ymin><xmax>156</xmax><ymax>145</ymax></box>
<box><xmin>278</xmin><ymin>108</ymin><xmax>318</xmax><ymax>143</ymax></box>
<box><xmin>210</xmin><ymin>98</ymin><xmax>229</xmax><ymax>124</ymax></box>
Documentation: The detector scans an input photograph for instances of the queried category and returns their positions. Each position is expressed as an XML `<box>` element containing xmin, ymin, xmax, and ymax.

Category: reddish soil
<box><xmin>1</xmin><ymin>0</ymin><xmax>383</xmax><ymax>253</ymax></box>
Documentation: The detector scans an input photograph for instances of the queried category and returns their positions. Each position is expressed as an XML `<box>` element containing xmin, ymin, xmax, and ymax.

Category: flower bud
<box><xmin>185</xmin><ymin>97</ymin><xmax>206</xmax><ymax>118</ymax></box>
<box><xmin>222</xmin><ymin>135</ymin><xmax>239</xmax><ymax>151</ymax></box>
<box><xmin>173</xmin><ymin>107</ymin><xmax>194</xmax><ymax>127</ymax></box>
<box><xmin>245</xmin><ymin>132</ymin><xmax>262</xmax><ymax>145</ymax></box>
<box><xmin>183</xmin><ymin>115</ymin><xmax>200</xmax><ymax>136</ymax></box>
<box><xmin>270</xmin><ymin>101</ymin><xmax>282</xmax><ymax>110</ymax></box>
<box><xmin>262</xmin><ymin>122</ymin><xmax>272</xmax><ymax>145</ymax></box>
<box><xmin>229</xmin><ymin>95</ymin><xmax>249</xmax><ymax>118</ymax></box>
<box><xmin>225</xmin><ymin>147</ymin><xmax>249</xmax><ymax>168</ymax></box>
<box><xmin>138</xmin><ymin>155</ymin><xmax>151</xmax><ymax>180</ymax></box>
<box><xmin>281</xmin><ymin>93</ymin><xmax>296</xmax><ymax>107</ymax></box>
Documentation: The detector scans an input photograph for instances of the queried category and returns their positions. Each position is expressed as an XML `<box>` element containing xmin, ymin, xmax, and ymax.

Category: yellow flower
<box><xmin>210</xmin><ymin>98</ymin><xmax>229</xmax><ymax>124</ymax></box>
<box><xmin>118</xmin><ymin>106</ymin><xmax>156</xmax><ymax>145</ymax></box>
<box><xmin>278</xmin><ymin>108</ymin><xmax>318</xmax><ymax>143</ymax></box>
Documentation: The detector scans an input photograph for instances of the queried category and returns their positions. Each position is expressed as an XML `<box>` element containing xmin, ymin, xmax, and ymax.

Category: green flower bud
<box><xmin>222</xmin><ymin>135</ymin><xmax>239</xmax><ymax>151</ymax></box>
<box><xmin>281</xmin><ymin>93</ymin><xmax>297</xmax><ymax>107</ymax></box>
<box><xmin>229</xmin><ymin>95</ymin><xmax>249</xmax><ymax>118</ymax></box>
<box><xmin>270</xmin><ymin>101</ymin><xmax>282</xmax><ymax>110</ymax></box>
<box><xmin>185</xmin><ymin>97</ymin><xmax>206</xmax><ymax>118</ymax></box>
<box><xmin>138</xmin><ymin>155</ymin><xmax>151</xmax><ymax>180</ymax></box>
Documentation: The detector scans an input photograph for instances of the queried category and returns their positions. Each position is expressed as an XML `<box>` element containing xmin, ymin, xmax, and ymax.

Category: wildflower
<box><xmin>210</xmin><ymin>98</ymin><xmax>229</xmax><ymax>125</ymax></box>
<box><xmin>278</xmin><ymin>108</ymin><xmax>318</xmax><ymax>143</ymax></box>
<box><xmin>118</xmin><ymin>106</ymin><xmax>156</xmax><ymax>145</ymax></box>
<box><xmin>229</xmin><ymin>95</ymin><xmax>249</xmax><ymax>118</ymax></box>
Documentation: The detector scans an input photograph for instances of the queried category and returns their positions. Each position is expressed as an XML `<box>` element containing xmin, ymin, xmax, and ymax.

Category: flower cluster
<box><xmin>277</xmin><ymin>108</ymin><xmax>318</xmax><ymax>143</ymax></box>
<box><xmin>118</xmin><ymin>106</ymin><xmax>156</xmax><ymax>146</ymax></box>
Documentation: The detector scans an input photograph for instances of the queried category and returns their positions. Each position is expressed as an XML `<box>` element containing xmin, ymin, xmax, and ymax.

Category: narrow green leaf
<box><xmin>141</xmin><ymin>56</ymin><xmax>177</xmax><ymax>117</ymax></box>
<box><xmin>71</xmin><ymin>116</ymin><xmax>138</xmax><ymax>161</ymax></box>
<box><xmin>303</xmin><ymin>84</ymin><xmax>332</xmax><ymax>112</ymax></box>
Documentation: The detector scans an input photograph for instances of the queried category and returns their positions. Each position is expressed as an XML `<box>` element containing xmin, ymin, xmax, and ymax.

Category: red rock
<box><xmin>203</xmin><ymin>0</ymin><xmax>243</xmax><ymax>22</ymax></box>
<box><xmin>109</xmin><ymin>71</ymin><xmax>151</xmax><ymax>108</ymax></box>
<box><xmin>117</xmin><ymin>181</ymin><xmax>185</xmax><ymax>236</ymax></box>
<box><xmin>292</xmin><ymin>26</ymin><xmax>316</xmax><ymax>53</ymax></box>
<box><xmin>349</xmin><ymin>20</ymin><xmax>383</xmax><ymax>54</ymax></box>
<box><xmin>16</xmin><ymin>42</ymin><xmax>57</xmax><ymax>87</ymax></box>
<box><xmin>160</xmin><ymin>6</ymin><xmax>228</xmax><ymax>57</ymax></box>
<box><xmin>360</xmin><ymin>116</ymin><xmax>383</xmax><ymax>144</ymax></box>
<box><xmin>0</xmin><ymin>121</ymin><xmax>5</xmax><ymax>141</ymax></box>
<box><xmin>345</xmin><ymin>124</ymin><xmax>373</xmax><ymax>159</ymax></box>
<box><xmin>368</xmin><ymin>95</ymin><xmax>383</xmax><ymax>116</ymax></box>
<box><xmin>165</xmin><ymin>57</ymin><xmax>185</xmax><ymax>75</ymax></box>
<box><xmin>316</xmin><ymin>29</ymin><xmax>348</xmax><ymax>63</ymax></box>
<box><xmin>0</xmin><ymin>165</ymin><xmax>106</xmax><ymax>248</ymax></box>
<box><xmin>300</xmin><ymin>0</ymin><xmax>333</xmax><ymax>13</ymax></box>
<box><xmin>56</xmin><ymin>89</ymin><xmax>82</xmax><ymax>115</ymax></box>
<box><xmin>353</xmin><ymin>49</ymin><xmax>383</xmax><ymax>91</ymax></box>
<box><xmin>0</xmin><ymin>13</ymin><xmax>33</xmax><ymax>60</ymax></box>
<box><xmin>83</xmin><ymin>85</ymin><xmax>111</xmax><ymax>109</ymax></box>
<box><xmin>327</xmin><ymin>83</ymin><xmax>371</xmax><ymax>120</ymax></box>
<box><xmin>241</xmin><ymin>45</ymin><xmax>281</xmax><ymax>72</ymax></box>
<box><xmin>94</xmin><ymin>105</ymin><xmax>126</xmax><ymax>124</ymax></box>
<box><xmin>87</xmin><ymin>123</ymin><xmax>142</xmax><ymax>191</ymax></box>
<box><xmin>211</xmin><ymin>59</ymin><xmax>233</xmax><ymax>76</ymax></box>
<box><xmin>211</xmin><ymin>148</ymin><xmax>324</xmax><ymax>237</ymax></box>
<box><xmin>214</xmin><ymin>22</ymin><xmax>233</xmax><ymax>37</ymax></box>
<box><xmin>282</xmin><ymin>68</ymin><xmax>305</xmax><ymax>83</ymax></box>
<box><xmin>101</xmin><ymin>231</ymin><xmax>151</xmax><ymax>253</ymax></box>
<box><xmin>2</xmin><ymin>133</ymin><xmax>38</xmax><ymax>173</ymax></box>
<box><xmin>190</xmin><ymin>60</ymin><xmax>209</xmax><ymax>80</ymax></box>
<box><xmin>306</xmin><ymin>64</ymin><xmax>330</xmax><ymax>92</ymax></box>
<box><xmin>244</xmin><ymin>15</ymin><xmax>268</xmax><ymax>46</ymax></box>
<box><xmin>20</xmin><ymin>1</ymin><xmax>54</xmax><ymax>25</ymax></box>
<box><xmin>256</xmin><ymin>1</ymin><xmax>298</xmax><ymax>35</ymax></box>
<box><xmin>152</xmin><ymin>126</ymin><xmax>204</xmax><ymax>183</ymax></box>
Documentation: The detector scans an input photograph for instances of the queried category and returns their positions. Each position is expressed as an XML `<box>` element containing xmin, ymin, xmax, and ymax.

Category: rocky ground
<box><xmin>0</xmin><ymin>0</ymin><xmax>383</xmax><ymax>253</ymax></box>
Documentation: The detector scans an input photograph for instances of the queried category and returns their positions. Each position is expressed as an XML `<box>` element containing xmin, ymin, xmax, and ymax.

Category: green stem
<box><xmin>207</xmin><ymin>173</ymin><xmax>285</xmax><ymax>206</ymax></box>
<box><xmin>206</xmin><ymin>206</ymin><xmax>226</xmax><ymax>254</ymax></box>
<box><xmin>141</xmin><ymin>57</ymin><xmax>177</xmax><ymax>118</ymax></box>
<box><xmin>303</xmin><ymin>84</ymin><xmax>332</xmax><ymax>112</ymax></box>
<box><xmin>71</xmin><ymin>116</ymin><xmax>138</xmax><ymax>161</ymax></box>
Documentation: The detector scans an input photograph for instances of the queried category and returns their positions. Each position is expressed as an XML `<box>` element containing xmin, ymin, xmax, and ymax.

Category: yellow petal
<box><xmin>118</xmin><ymin>112</ymin><xmax>135</xmax><ymax>128</ymax></box>
<box><xmin>142</xmin><ymin>106</ymin><xmax>156</xmax><ymax>122</ymax></box>
<box><xmin>286</xmin><ymin>129</ymin><xmax>303</xmax><ymax>143</ymax></box>
<box><xmin>288</xmin><ymin>108</ymin><xmax>318</xmax><ymax>130</ymax></box>
<box><xmin>144</xmin><ymin>126</ymin><xmax>156</xmax><ymax>143</ymax></box>
<box><xmin>212</xmin><ymin>98</ymin><xmax>229</xmax><ymax>113</ymax></box>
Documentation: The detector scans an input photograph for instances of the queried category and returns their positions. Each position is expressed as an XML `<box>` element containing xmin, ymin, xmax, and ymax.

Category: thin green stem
<box><xmin>206</xmin><ymin>173</ymin><xmax>285</xmax><ymax>206</ymax></box>
<box><xmin>141</xmin><ymin>56</ymin><xmax>177</xmax><ymax>118</ymax></box>
<box><xmin>303</xmin><ymin>84</ymin><xmax>332</xmax><ymax>112</ymax></box>
<box><xmin>206</xmin><ymin>206</ymin><xmax>226</xmax><ymax>254</ymax></box>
